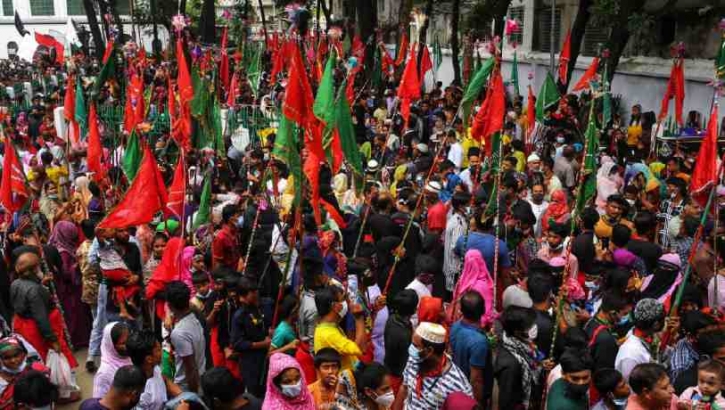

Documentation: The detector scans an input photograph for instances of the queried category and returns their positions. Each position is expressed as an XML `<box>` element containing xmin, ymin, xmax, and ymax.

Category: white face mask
<box><xmin>280</xmin><ymin>380</ymin><xmax>302</xmax><ymax>398</ymax></box>
<box><xmin>527</xmin><ymin>324</ymin><xmax>538</xmax><ymax>341</ymax></box>
<box><xmin>374</xmin><ymin>391</ymin><xmax>395</xmax><ymax>407</ymax></box>
<box><xmin>556</xmin><ymin>137</ymin><xmax>566</xmax><ymax>144</ymax></box>
<box><xmin>338</xmin><ymin>301</ymin><xmax>349</xmax><ymax>319</ymax></box>
<box><xmin>626</xmin><ymin>199</ymin><xmax>636</xmax><ymax>206</ymax></box>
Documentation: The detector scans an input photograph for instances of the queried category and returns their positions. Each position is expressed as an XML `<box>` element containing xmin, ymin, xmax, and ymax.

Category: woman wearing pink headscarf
<box><xmin>262</xmin><ymin>353</ymin><xmax>316</xmax><ymax>410</ymax></box>
<box><xmin>450</xmin><ymin>250</ymin><xmax>497</xmax><ymax>327</ymax></box>
<box><xmin>541</xmin><ymin>189</ymin><xmax>570</xmax><ymax>233</ymax></box>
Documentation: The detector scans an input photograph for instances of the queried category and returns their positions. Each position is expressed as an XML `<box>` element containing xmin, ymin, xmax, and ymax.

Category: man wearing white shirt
<box><xmin>527</xmin><ymin>183</ymin><xmax>549</xmax><ymax>237</ymax></box>
<box><xmin>446</xmin><ymin>130</ymin><xmax>463</xmax><ymax>171</ymax></box>
<box><xmin>459</xmin><ymin>148</ymin><xmax>482</xmax><ymax>192</ymax></box>
<box><xmin>615</xmin><ymin>298</ymin><xmax>666</xmax><ymax>382</ymax></box>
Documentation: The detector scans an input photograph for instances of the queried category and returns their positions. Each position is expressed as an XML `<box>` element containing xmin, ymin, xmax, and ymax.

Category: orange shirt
<box><xmin>308</xmin><ymin>380</ymin><xmax>336</xmax><ymax>408</ymax></box>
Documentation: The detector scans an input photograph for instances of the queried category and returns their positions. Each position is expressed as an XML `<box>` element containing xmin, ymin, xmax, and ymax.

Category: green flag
<box><xmin>193</xmin><ymin>173</ymin><xmax>212</xmax><ymax>229</ymax></box>
<box><xmin>247</xmin><ymin>44</ymin><xmax>262</xmax><ymax>97</ymax></box>
<box><xmin>461</xmin><ymin>58</ymin><xmax>495</xmax><ymax>125</ymax></box>
<box><xmin>212</xmin><ymin>99</ymin><xmax>224</xmax><ymax>158</ymax></box>
<box><xmin>575</xmin><ymin>106</ymin><xmax>599</xmax><ymax>217</ymax></box>
<box><xmin>335</xmin><ymin>79</ymin><xmax>364</xmax><ymax>176</ymax></box>
<box><xmin>314</xmin><ymin>54</ymin><xmax>337</xmax><ymax>165</ymax></box>
<box><xmin>272</xmin><ymin>115</ymin><xmax>302</xmax><ymax>207</ymax></box>
<box><xmin>602</xmin><ymin>64</ymin><xmax>612</xmax><ymax>127</ymax></box>
<box><xmin>510</xmin><ymin>51</ymin><xmax>520</xmax><ymax>97</ymax></box>
<box><xmin>536</xmin><ymin>72</ymin><xmax>560</xmax><ymax>122</ymax></box>
<box><xmin>484</xmin><ymin>132</ymin><xmax>502</xmax><ymax>217</ymax></box>
<box><xmin>717</xmin><ymin>31</ymin><xmax>725</xmax><ymax>80</ymax></box>
<box><xmin>74</xmin><ymin>77</ymin><xmax>87</xmax><ymax>135</ymax></box>
<box><xmin>433</xmin><ymin>35</ymin><xmax>443</xmax><ymax>70</ymax></box>
<box><xmin>122</xmin><ymin>130</ymin><xmax>142</xmax><ymax>181</ymax></box>
<box><xmin>92</xmin><ymin>48</ymin><xmax>116</xmax><ymax>100</ymax></box>
<box><xmin>372</xmin><ymin>47</ymin><xmax>383</xmax><ymax>90</ymax></box>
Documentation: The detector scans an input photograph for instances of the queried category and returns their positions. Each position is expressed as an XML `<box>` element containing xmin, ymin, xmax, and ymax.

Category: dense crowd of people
<box><xmin>0</xmin><ymin>24</ymin><xmax>724</xmax><ymax>410</ymax></box>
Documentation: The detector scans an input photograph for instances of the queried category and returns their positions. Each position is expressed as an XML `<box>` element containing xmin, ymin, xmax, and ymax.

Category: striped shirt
<box><xmin>443</xmin><ymin>210</ymin><xmax>468</xmax><ymax>292</ymax></box>
<box><xmin>402</xmin><ymin>354</ymin><xmax>473</xmax><ymax>409</ymax></box>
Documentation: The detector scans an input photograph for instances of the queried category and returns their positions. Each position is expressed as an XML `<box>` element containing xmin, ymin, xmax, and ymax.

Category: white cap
<box><xmin>415</xmin><ymin>322</ymin><xmax>446</xmax><ymax>344</ymax></box>
<box><xmin>416</xmin><ymin>143</ymin><xmax>429</xmax><ymax>153</ymax></box>
<box><xmin>424</xmin><ymin>180</ymin><xmax>442</xmax><ymax>194</ymax></box>
<box><xmin>502</xmin><ymin>284</ymin><xmax>533</xmax><ymax>309</ymax></box>
<box><xmin>527</xmin><ymin>153</ymin><xmax>541</xmax><ymax>163</ymax></box>
<box><xmin>367</xmin><ymin>159</ymin><xmax>380</xmax><ymax>172</ymax></box>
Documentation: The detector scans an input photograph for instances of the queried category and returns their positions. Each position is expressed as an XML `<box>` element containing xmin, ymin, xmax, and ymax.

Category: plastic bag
<box><xmin>46</xmin><ymin>349</ymin><xmax>77</xmax><ymax>399</ymax></box>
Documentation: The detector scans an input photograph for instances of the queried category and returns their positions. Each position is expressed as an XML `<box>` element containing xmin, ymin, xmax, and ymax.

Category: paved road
<box><xmin>59</xmin><ymin>349</ymin><xmax>93</xmax><ymax>409</ymax></box>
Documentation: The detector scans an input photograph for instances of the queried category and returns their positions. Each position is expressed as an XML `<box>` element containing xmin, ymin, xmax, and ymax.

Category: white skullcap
<box><xmin>527</xmin><ymin>153</ymin><xmax>541</xmax><ymax>163</ymax></box>
<box><xmin>415</xmin><ymin>322</ymin><xmax>446</xmax><ymax>344</ymax></box>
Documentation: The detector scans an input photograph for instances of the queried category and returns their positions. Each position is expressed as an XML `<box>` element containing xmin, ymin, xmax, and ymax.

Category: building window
<box><xmin>582</xmin><ymin>22</ymin><xmax>608</xmax><ymax>56</ymax></box>
<box><xmin>535</xmin><ymin>7</ymin><xmax>561</xmax><ymax>53</ymax></box>
<box><xmin>67</xmin><ymin>0</ymin><xmax>85</xmax><ymax>15</ymax></box>
<box><xmin>2</xmin><ymin>0</ymin><xmax>12</xmax><ymax>16</ymax></box>
<box><xmin>30</xmin><ymin>0</ymin><xmax>55</xmax><ymax>15</ymax></box>
<box><xmin>507</xmin><ymin>7</ymin><xmax>525</xmax><ymax>47</ymax></box>
<box><xmin>114</xmin><ymin>0</ymin><xmax>130</xmax><ymax>15</ymax></box>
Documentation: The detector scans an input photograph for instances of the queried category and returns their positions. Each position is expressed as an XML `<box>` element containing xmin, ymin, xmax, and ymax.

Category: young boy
<box><xmin>190</xmin><ymin>272</ymin><xmax>214</xmax><ymax>315</ymax></box>
<box><xmin>307</xmin><ymin>347</ymin><xmax>342</xmax><ymax>408</ymax></box>
<box><xmin>679</xmin><ymin>360</ymin><xmax>725</xmax><ymax>409</ymax></box>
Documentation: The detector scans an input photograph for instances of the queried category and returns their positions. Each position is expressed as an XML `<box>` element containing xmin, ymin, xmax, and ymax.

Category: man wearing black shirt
<box><xmin>230</xmin><ymin>277</ymin><xmax>270</xmax><ymax>397</ymax></box>
<box><xmin>627</xmin><ymin>211</ymin><xmax>663</xmax><ymax>274</ymax></box>
<box><xmin>383</xmin><ymin>289</ymin><xmax>418</xmax><ymax>390</ymax></box>
<box><xmin>572</xmin><ymin>207</ymin><xmax>599</xmax><ymax>276</ymax></box>
<box><xmin>584</xmin><ymin>291</ymin><xmax>632</xmax><ymax>372</ymax></box>
<box><xmin>528</xmin><ymin>273</ymin><xmax>554</xmax><ymax>358</ymax></box>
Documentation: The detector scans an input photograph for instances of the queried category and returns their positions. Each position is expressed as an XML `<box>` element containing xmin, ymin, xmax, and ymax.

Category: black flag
<box><xmin>14</xmin><ymin>11</ymin><xmax>30</xmax><ymax>37</ymax></box>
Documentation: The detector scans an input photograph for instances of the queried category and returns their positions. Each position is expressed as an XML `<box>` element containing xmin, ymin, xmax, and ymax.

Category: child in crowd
<box><xmin>679</xmin><ymin>360</ymin><xmax>725</xmax><ymax>409</ymax></box>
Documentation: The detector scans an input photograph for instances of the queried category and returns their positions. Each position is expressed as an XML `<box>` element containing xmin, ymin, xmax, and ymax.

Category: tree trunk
<box><xmin>605</xmin><ymin>0</ymin><xmax>646</xmax><ymax>82</ymax></box>
<box><xmin>319</xmin><ymin>0</ymin><xmax>331</xmax><ymax>27</ymax></box>
<box><xmin>149</xmin><ymin>0</ymin><xmax>159</xmax><ymax>54</ymax></box>
<box><xmin>357</xmin><ymin>0</ymin><xmax>377</xmax><ymax>79</ymax></box>
<box><xmin>451</xmin><ymin>0</ymin><xmax>461</xmax><ymax>85</ymax></box>
<box><xmin>416</xmin><ymin>0</ymin><xmax>434</xmax><ymax>75</ymax></box>
<box><xmin>559</xmin><ymin>0</ymin><xmax>592</xmax><ymax>93</ymax></box>
<box><xmin>82</xmin><ymin>0</ymin><xmax>105</xmax><ymax>57</ymax></box>
<box><xmin>199</xmin><ymin>0</ymin><xmax>215</xmax><ymax>43</ymax></box>
<box><xmin>491</xmin><ymin>0</ymin><xmax>512</xmax><ymax>39</ymax></box>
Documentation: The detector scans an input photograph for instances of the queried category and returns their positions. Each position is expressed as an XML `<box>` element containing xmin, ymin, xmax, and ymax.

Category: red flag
<box><xmin>165</xmin><ymin>154</ymin><xmax>186</xmax><ymax>219</ymax></box>
<box><xmin>102</xmin><ymin>40</ymin><xmax>114</xmax><ymax>63</ymax></box>
<box><xmin>227</xmin><ymin>72</ymin><xmax>239</xmax><ymax>107</ymax></box>
<box><xmin>0</xmin><ymin>142</ymin><xmax>28</xmax><ymax>214</ymax></box>
<box><xmin>87</xmin><ymin>103</ymin><xmax>106</xmax><ymax>183</ymax></box>
<box><xmin>659</xmin><ymin>58</ymin><xmax>685</xmax><ymax>125</ymax></box>
<box><xmin>381</xmin><ymin>47</ymin><xmax>395</xmax><ymax>75</ymax></box>
<box><xmin>572</xmin><ymin>57</ymin><xmax>599</xmax><ymax>92</ymax></box>
<box><xmin>219</xmin><ymin>27</ymin><xmax>230</xmax><ymax>92</ymax></box>
<box><xmin>690</xmin><ymin>105</ymin><xmax>719</xmax><ymax>207</ymax></box>
<box><xmin>304</xmin><ymin>123</ymin><xmax>325</xmax><ymax>225</ymax></box>
<box><xmin>526</xmin><ymin>85</ymin><xmax>536</xmax><ymax>139</ymax></box>
<box><xmin>174</xmin><ymin>38</ymin><xmax>193</xmax><ymax>151</ymax></box>
<box><xmin>123</xmin><ymin>71</ymin><xmax>145</xmax><ymax>133</ymax></box>
<box><xmin>329</xmin><ymin>129</ymin><xmax>344</xmax><ymax>173</ymax></box>
<box><xmin>283</xmin><ymin>43</ymin><xmax>314</xmax><ymax>126</ymax></box>
<box><xmin>471</xmin><ymin>70</ymin><xmax>505</xmax><ymax>156</ymax></box>
<box><xmin>63</xmin><ymin>75</ymin><xmax>75</xmax><ymax>121</ymax></box>
<box><xmin>269</xmin><ymin>41</ymin><xmax>289</xmax><ymax>87</ymax></box>
<box><xmin>34</xmin><ymin>32</ymin><xmax>64</xmax><ymax>64</ymax></box>
<box><xmin>346</xmin><ymin>70</ymin><xmax>356</xmax><ymax>106</ymax></box>
<box><xmin>98</xmin><ymin>145</ymin><xmax>168</xmax><ymax>229</ymax></box>
<box><xmin>394</xmin><ymin>33</ymin><xmax>409</xmax><ymax>67</ymax></box>
<box><xmin>167</xmin><ymin>77</ymin><xmax>175</xmax><ymax>123</ymax></box>
<box><xmin>397</xmin><ymin>45</ymin><xmax>421</xmax><ymax>125</ymax></box>
<box><xmin>321</xmin><ymin>198</ymin><xmax>347</xmax><ymax>229</ymax></box>
<box><xmin>558</xmin><ymin>30</ymin><xmax>571</xmax><ymax>85</ymax></box>
<box><xmin>420</xmin><ymin>44</ymin><xmax>433</xmax><ymax>76</ymax></box>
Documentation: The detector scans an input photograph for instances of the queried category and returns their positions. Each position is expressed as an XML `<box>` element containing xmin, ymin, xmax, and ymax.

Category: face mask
<box><xmin>549</xmin><ymin>242</ymin><xmax>563</xmax><ymax>251</ymax></box>
<box><xmin>612</xmin><ymin>396</ymin><xmax>628</xmax><ymax>408</ymax></box>
<box><xmin>236</xmin><ymin>216</ymin><xmax>244</xmax><ymax>228</ymax></box>
<box><xmin>338</xmin><ymin>301</ymin><xmax>348</xmax><ymax>319</ymax></box>
<box><xmin>617</xmin><ymin>314</ymin><xmax>631</xmax><ymax>327</ymax></box>
<box><xmin>556</xmin><ymin>137</ymin><xmax>566</xmax><ymax>144</ymax></box>
<box><xmin>626</xmin><ymin>199</ymin><xmax>636</xmax><ymax>207</ymax></box>
<box><xmin>565</xmin><ymin>381</ymin><xmax>589</xmax><ymax>398</ymax></box>
<box><xmin>408</xmin><ymin>344</ymin><xmax>422</xmax><ymax>363</ymax></box>
<box><xmin>2</xmin><ymin>360</ymin><xmax>26</xmax><ymax>375</ymax></box>
<box><xmin>30</xmin><ymin>406</ymin><xmax>52</xmax><ymax>410</ymax></box>
<box><xmin>374</xmin><ymin>391</ymin><xmax>395</xmax><ymax>407</ymax></box>
<box><xmin>280</xmin><ymin>380</ymin><xmax>302</xmax><ymax>398</ymax></box>
<box><xmin>584</xmin><ymin>281</ymin><xmax>598</xmax><ymax>293</ymax></box>
<box><xmin>465</xmin><ymin>206</ymin><xmax>471</xmax><ymax>215</ymax></box>
<box><xmin>532</xmin><ymin>194</ymin><xmax>544</xmax><ymax>203</ymax></box>
<box><xmin>527</xmin><ymin>324</ymin><xmax>538</xmax><ymax>341</ymax></box>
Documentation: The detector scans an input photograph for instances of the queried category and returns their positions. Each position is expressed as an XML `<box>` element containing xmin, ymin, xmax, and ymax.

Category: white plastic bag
<box><xmin>46</xmin><ymin>349</ymin><xmax>76</xmax><ymax>399</ymax></box>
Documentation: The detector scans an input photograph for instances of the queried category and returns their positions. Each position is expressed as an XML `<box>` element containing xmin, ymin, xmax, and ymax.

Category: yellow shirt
<box><xmin>460</xmin><ymin>129</ymin><xmax>477</xmax><ymax>168</ymax></box>
<box><xmin>313</xmin><ymin>322</ymin><xmax>362</xmax><ymax>372</ymax></box>
<box><xmin>513</xmin><ymin>150</ymin><xmax>526</xmax><ymax>172</ymax></box>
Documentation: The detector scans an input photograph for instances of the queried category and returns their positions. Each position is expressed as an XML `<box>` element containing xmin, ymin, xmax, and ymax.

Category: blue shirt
<box><xmin>455</xmin><ymin>232</ymin><xmax>512</xmax><ymax>273</ymax></box>
<box><xmin>450</xmin><ymin>320</ymin><xmax>489</xmax><ymax>379</ymax></box>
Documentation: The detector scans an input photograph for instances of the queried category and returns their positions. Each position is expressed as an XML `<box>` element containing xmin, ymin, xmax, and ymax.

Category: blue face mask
<box><xmin>617</xmin><ymin>314</ymin><xmax>631</xmax><ymax>327</ymax></box>
<box><xmin>236</xmin><ymin>216</ymin><xmax>245</xmax><ymax>229</ymax></box>
<box><xmin>612</xmin><ymin>396</ymin><xmax>627</xmax><ymax>408</ymax></box>
<box><xmin>408</xmin><ymin>344</ymin><xmax>421</xmax><ymax>363</ymax></box>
